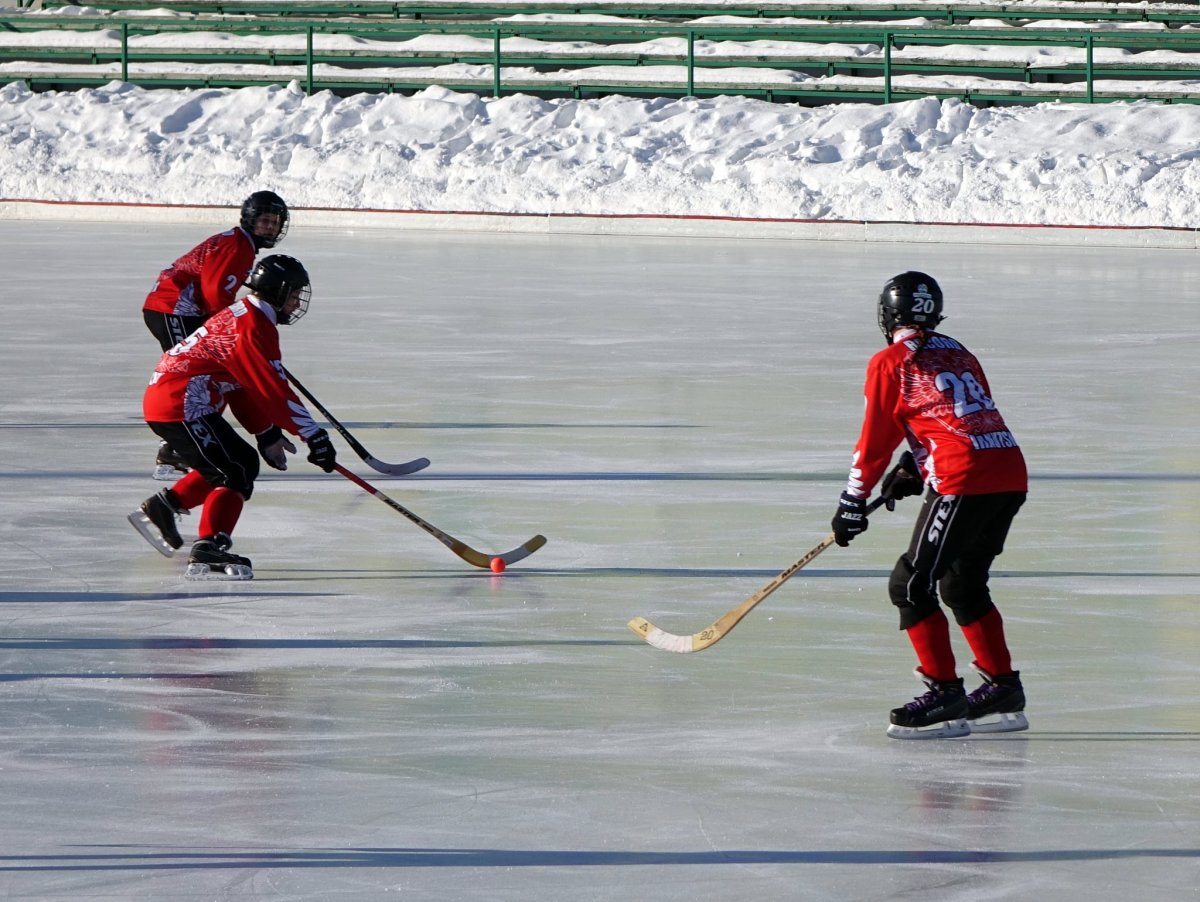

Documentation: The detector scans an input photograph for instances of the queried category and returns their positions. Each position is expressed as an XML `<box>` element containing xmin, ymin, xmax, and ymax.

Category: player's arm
<box><xmin>832</xmin><ymin>357</ymin><xmax>906</xmax><ymax>547</ymax></box>
<box><xmin>261</xmin><ymin>373</ymin><xmax>335</xmax><ymax>472</ymax></box>
<box><xmin>230</xmin><ymin>337</ymin><xmax>333</xmax><ymax>472</ymax></box>
<box><xmin>846</xmin><ymin>357</ymin><xmax>906</xmax><ymax>498</ymax></box>
<box><xmin>234</xmin><ymin>339</ymin><xmax>319</xmax><ymax>439</ymax></box>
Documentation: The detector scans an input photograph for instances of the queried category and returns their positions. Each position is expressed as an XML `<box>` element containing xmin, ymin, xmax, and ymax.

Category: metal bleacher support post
<box><xmin>306</xmin><ymin>25</ymin><xmax>313</xmax><ymax>94</ymax></box>
<box><xmin>120</xmin><ymin>21</ymin><xmax>128</xmax><ymax>82</ymax></box>
<box><xmin>883</xmin><ymin>31</ymin><xmax>892</xmax><ymax>104</ymax></box>
<box><xmin>1087</xmin><ymin>34</ymin><xmax>1095</xmax><ymax>103</ymax></box>
<box><xmin>687</xmin><ymin>29</ymin><xmax>695</xmax><ymax>97</ymax></box>
<box><xmin>493</xmin><ymin>27</ymin><xmax>501</xmax><ymax>97</ymax></box>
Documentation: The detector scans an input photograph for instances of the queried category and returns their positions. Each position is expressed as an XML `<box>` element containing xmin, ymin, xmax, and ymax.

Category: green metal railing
<box><xmin>3</xmin><ymin>13</ymin><xmax>1200</xmax><ymax>104</ymax></box>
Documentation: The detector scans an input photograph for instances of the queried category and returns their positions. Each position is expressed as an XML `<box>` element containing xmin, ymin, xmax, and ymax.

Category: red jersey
<box><xmin>143</xmin><ymin>297</ymin><xmax>320</xmax><ymax>441</ymax></box>
<box><xmin>143</xmin><ymin>227</ymin><xmax>257</xmax><ymax>318</ymax></box>
<box><xmin>845</xmin><ymin>328</ymin><xmax>1027</xmax><ymax>498</ymax></box>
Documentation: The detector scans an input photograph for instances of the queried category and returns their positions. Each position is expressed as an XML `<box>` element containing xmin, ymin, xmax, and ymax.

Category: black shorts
<box><xmin>148</xmin><ymin>415</ymin><xmax>260</xmax><ymax>499</ymax></box>
<box><xmin>144</xmin><ymin>309</ymin><xmax>208</xmax><ymax>353</ymax></box>
<box><xmin>888</xmin><ymin>490</ymin><xmax>1026</xmax><ymax>630</ymax></box>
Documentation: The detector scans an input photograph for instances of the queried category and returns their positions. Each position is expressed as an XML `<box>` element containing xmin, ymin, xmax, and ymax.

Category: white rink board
<box><xmin>4</xmin><ymin>199</ymin><xmax>1200</xmax><ymax>249</ymax></box>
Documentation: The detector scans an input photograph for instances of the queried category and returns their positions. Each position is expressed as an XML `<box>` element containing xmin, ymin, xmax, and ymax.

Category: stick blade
<box><xmin>627</xmin><ymin>616</ymin><xmax>697</xmax><ymax>654</ymax></box>
<box><xmin>366</xmin><ymin>456</ymin><xmax>431</xmax><ymax>477</ymax></box>
<box><xmin>495</xmin><ymin>534</ymin><xmax>548</xmax><ymax>567</ymax></box>
<box><xmin>457</xmin><ymin>534</ymin><xmax>548</xmax><ymax>570</ymax></box>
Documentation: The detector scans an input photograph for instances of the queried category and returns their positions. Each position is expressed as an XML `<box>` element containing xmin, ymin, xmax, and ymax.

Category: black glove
<box><xmin>880</xmin><ymin>450</ymin><xmax>924</xmax><ymax>511</ymax></box>
<box><xmin>831</xmin><ymin>491</ymin><xmax>869</xmax><ymax>547</ymax></box>
<box><xmin>256</xmin><ymin>425</ymin><xmax>296</xmax><ymax>471</ymax></box>
<box><xmin>306</xmin><ymin>428</ymin><xmax>337</xmax><ymax>473</ymax></box>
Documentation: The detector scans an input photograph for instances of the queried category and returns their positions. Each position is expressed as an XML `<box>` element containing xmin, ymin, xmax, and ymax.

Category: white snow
<box><xmin>4</xmin><ymin>1</ymin><xmax>1200</xmax><ymax>232</ymax></box>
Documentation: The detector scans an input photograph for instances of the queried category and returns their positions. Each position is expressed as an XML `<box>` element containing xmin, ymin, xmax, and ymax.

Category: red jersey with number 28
<box><xmin>143</xmin><ymin>296</ymin><xmax>320</xmax><ymax>441</ymax></box>
<box><xmin>143</xmin><ymin>227</ymin><xmax>257</xmax><ymax>318</ymax></box>
<box><xmin>845</xmin><ymin>328</ymin><xmax>1027</xmax><ymax>499</ymax></box>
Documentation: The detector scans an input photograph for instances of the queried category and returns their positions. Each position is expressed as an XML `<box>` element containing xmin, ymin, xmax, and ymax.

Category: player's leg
<box><xmin>940</xmin><ymin>492</ymin><xmax>1028</xmax><ymax>732</ymax></box>
<box><xmin>173</xmin><ymin>416</ymin><xmax>259</xmax><ymax>580</ymax></box>
<box><xmin>131</xmin><ymin>416</ymin><xmax>259</xmax><ymax>579</ymax></box>
<box><xmin>885</xmin><ymin>491</ymin><xmax>969</xmax><ymax>739</ymax></box>
<box><xmin>129</xmin><ymin>423</ymin><xmax>213</xmax><ymax>555</ymax></box>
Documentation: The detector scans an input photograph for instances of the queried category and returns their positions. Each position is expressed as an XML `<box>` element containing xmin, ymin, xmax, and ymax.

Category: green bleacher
<box><xmin>27</xmin><ymin>0</ymin><xmax>1200</xmax><ymax>27</ymax></box>
<box><xmin>4</xmin><ymin>1</ymin><xmax>1200</xmax><ymax>103</ymax></box>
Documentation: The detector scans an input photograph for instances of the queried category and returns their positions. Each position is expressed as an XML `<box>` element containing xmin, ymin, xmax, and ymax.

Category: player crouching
<box><xmin>128</xmin><ymin>255</ymin><xmax>336</xmax><ymax>579</ymax></box>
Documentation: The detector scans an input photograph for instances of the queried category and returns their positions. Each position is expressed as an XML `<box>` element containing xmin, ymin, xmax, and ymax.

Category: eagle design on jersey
<box><xmin>173</xmin><ymin>283</ymin><xmax>203</xmax><ymax>318</ymax></box>
<box><xmin>160</xmin><ymin>323</ymin><xmax>240</xmax><ymax>373</ymax></box>
<box><xmin>181</xmin><ymin>375</ymin><xmax>219</xmax><ymax>420</ymax></box>
<box><xmin>899</xmin><ymin>344</ymin><xmax>1008</xmax><ymax>439</ymax></box>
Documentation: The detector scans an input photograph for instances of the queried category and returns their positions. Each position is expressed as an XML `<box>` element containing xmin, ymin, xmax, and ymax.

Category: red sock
<box><xmin>170</xmin><ymin>469</ymin><xmax>213</xmax><ymax>511</ymax></box>
<box><xmin>960</xmin><ymin>607</ymin><xmax>1014</xmax><ymax>676</ymax></box>
<box><xmin>198</xmin><ymin>487</ymin><xmax>244</xmax><ymax>539</ymax></box>
<box><xmin>905</xmin><ymin>609</ymin><xmax>957</xmax><ymax>683</ymax></box>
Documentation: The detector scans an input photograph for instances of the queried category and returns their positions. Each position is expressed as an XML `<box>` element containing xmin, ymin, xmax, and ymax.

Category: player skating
<box><xmin>831</xmin><ymin>272</ymin><xmax>1029</xmax><ymax>739</ymax></box>
<box><xmin>128</xmin><ymin>255</ymin><xmax>337</xmax><ymax>580</ymax></box>
<box><xmin>141</xmin><ymin>190</ymin><xmax>289</xmax><ymax>479</ymax></box>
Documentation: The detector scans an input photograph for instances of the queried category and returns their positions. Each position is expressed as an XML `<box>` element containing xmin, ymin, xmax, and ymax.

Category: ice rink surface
<box><xmin>1</xmin><ymin>220</ymin><xmax>1198</xmax><ymax>900</ymax></box>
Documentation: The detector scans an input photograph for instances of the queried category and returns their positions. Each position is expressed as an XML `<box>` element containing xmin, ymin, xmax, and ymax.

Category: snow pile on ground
<box><xmin>1</xmin><ymin>78</ymin><xmax>1198</xmax><ymax>226</ymax></box>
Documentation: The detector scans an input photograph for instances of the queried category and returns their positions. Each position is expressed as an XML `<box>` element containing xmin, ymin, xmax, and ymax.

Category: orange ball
<box><xmin>490</xmin><ymin>557</ymin><xmax>506</xmax><ymax>573</ymax></box>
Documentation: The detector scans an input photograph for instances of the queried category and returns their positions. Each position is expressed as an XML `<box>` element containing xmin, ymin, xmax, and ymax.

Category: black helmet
<box><xmin>878</xmin><ymin>271</ymin><xmax>944</xmax><ymax>343</ymax></box>
<box><xmin>247</xmin><ymin>254</ymin><xmax>311</xmax><ymax>325</ymax></box>
<box><xmin>240</xmin><ymin>190</ymin><xmax>289</xmax><ymax>249</ymax></box>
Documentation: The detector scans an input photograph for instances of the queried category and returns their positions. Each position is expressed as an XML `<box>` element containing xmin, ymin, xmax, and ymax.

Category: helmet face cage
<box><xmin>281</xmin><ymin>284</ymin><xmax>311</xmax><ymax>325</ymax></box>
<box><xmin>878</xmin><ymin>272</ymin><xmax>944</xmax><ymax>343</ymax></box>
<box><xmin>247</xmin><ymin>255</ymin><xmax>311</xmax><ymax>325</ymax></box>
<box><xmin>240</xmin><ymin>191</ymin><xmax>289</xmax><ymax>248</ymax></box>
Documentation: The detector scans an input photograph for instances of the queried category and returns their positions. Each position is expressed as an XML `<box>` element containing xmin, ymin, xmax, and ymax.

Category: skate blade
<box><xmin>968</xmin><ymin>711</ymin><xmax>1029</xmax><ymax>734</ymax></box>
<box><xmin>185</xmin><ymin>563</ymin><xmax>254</xmax><ymax>581</ymax></box>
<box><xmin>886</xmin><ymin>718</ymin><xmax>971</xmax><ymax>740</ymax></box>
<box><xmin>127</xmin><ymin>511</ymin><xmax>177</xmax><ymax>557</ymax></box>
<box><xmin>153</xmin><ymin>464</ymin><xmax>188</xmax><ymax>481</ymax></box>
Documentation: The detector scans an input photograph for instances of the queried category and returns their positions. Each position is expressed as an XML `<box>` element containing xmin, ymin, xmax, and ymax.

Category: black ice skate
<box><xmin>153</xmin><ymin>440</ymin><xmax>190</xmax><ymax>481</ymax></box>
<box><xmin>128</xmin><ymin>489</ymin><xmax>187</xmax><ymax>557</ymax></box>
<box><xmin>887</xmin><ymin>668</ymin><xmax>970</xmax><ymax>740</ymax></box>
<box><xmin>966</xmin><ymin>664</ymin><xmax>1028</xmax><ymax>733</ymax></box>
<box><xmin>186</xmin><ymin>533</ymin><xmax>253</xmax><ymax>581</ymax></box>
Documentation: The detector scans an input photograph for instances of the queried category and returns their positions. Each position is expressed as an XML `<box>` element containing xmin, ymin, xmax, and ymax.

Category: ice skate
<box><xmin>185</xmin><ymin>533</ymin><xmax>253</xmax><ymax>581</ymax></box>
<box><xmin>153</xmin><ymin>440</ymin><xmax>190</xmax><ymax>481</ymax></box>
<box><xmin>886</xmin><ymin>668</ymin><xmax>970</xmax><ymax>740</ymax></box>
<box><xmin>128</xmin><ymin>489</ymin><xmax>186</xmax><ymax>557</ymax></box>
<box><xmin>966</xmin><ymin>664</ymin><xmax>1028</xmax><ymax>733</ymax></box>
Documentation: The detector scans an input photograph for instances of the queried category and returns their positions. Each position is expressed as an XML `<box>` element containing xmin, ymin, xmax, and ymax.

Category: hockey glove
<box><xmin>831</xmin><ymin>491</ymin><xmax>869</xmax><ymax>547</ymax></box>
<box><xmin>880</xmin><ymin>450</ymin><xmax>924</xmax><ymax>511</ymax></box>
<box><xmin>306</xmin><ymin>428</ymin><xmax>337</xmax><ymax>473</ymax></box>
<box><xmin>256</xmin><ymin>425</ymin><xmax>296</xmax><ymax>471</ymax></box>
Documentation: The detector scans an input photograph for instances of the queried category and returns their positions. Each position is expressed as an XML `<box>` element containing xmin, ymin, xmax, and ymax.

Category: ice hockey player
<box><xmin>128</xmin><ymin>254</ymin><xmax>336</xmax><ymax>580</ymax></box>
<box><xmin>141</xmin><ymin>190</ymin><xmax>290</xmax><ymax>480</ymax></box>
<box><xmin>831</xmin><ymin>271</ymin><xmax>1029</xmax><ymax>739</ymax></box>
